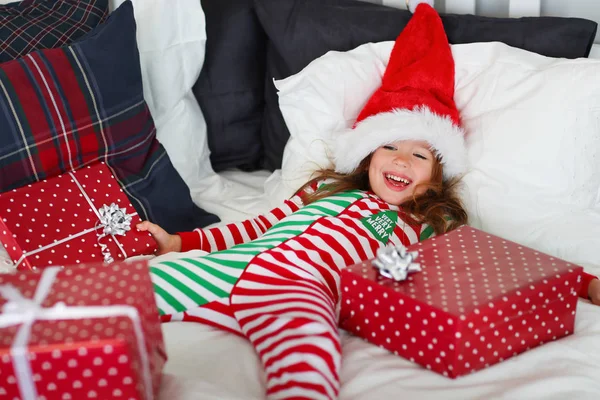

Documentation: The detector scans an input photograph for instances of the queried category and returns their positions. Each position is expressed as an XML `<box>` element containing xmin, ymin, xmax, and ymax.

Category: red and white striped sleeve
<box><xmin>177</xmin><ymin>195</ymin><xmax>304</xmax><ymax>252</ymax></box>
<box><xmin>580</xmin><ymin>272</ymin><xmax>598</xmax><ymax>300</ymax></box>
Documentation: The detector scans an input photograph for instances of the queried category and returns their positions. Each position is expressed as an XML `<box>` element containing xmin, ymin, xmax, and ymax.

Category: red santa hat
<box><xmin>332</xmin><ymin>0</ymin><xmax>466</xmax><ymax>180</ymax></box>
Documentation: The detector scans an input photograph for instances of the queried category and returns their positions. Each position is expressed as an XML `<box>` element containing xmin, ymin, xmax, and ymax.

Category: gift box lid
<box><xmin>348</xmin><ymin>225</ymin><xmax>583</xmax><ymax>322</ymax></box>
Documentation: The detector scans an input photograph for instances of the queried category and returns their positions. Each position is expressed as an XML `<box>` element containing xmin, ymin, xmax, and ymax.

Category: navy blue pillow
<box><xmin>0</xmin><ymin>1</ymin><xmax>219</xmax><ymax>233</ymax></box>
<box><xmin>0</xmin><ymin>0</ymin><xmax>109</xmax><ymax>63</ymax></box>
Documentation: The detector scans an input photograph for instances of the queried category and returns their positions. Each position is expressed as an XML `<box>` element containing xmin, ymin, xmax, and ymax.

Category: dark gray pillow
<box><xmin>255</xmin><ymin>0</ymin><xmax>598</xmax><ymax>171</ymax></box>
<box><xmin>193</xmin><ymin>0</ymin><xmax>267</xmax><ymax>172</ymax></box>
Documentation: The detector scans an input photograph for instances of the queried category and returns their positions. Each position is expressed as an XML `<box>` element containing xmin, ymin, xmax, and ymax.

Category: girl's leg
<box><xmin>230</xmin><ymin>245</ymin><xmax>343</xmax><ymax>400</ymax></box>
<box><xmin>150</xmin><ymin>256</ymin><xmax>247</xmax><ymax>335</ymax></box>
<box><xmin>161</xmin><ymin>297</ymin><xmax>243</xmax><ymax>336</ymax></box>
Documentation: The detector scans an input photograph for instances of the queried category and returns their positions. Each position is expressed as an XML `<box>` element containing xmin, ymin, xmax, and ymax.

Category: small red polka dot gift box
<box><xmin>339</xmin><ymin>225</ymin><xmax>583</xmax><ymax>379</ymax></box>
<box><xmin>0</xmin><ymin>162</ymin><xmax>157</xmax><ymax>270</ymax></box>
<box><xmin>0</xmin><ymin>259</ymin><xmax>167</xmax><ymax>400</ymax></box>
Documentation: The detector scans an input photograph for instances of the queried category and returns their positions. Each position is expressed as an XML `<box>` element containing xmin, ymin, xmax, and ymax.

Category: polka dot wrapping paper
<box><xmin>339</xmin><ymin>225</ymin><xmax>583</xmax><ymax>379</ymax></box>
<box><xmin>0</xmin><ymin>259</ymin><xmax>167</xmax><ymax>399</ymax></box>
<box><xmin>0</xmin><ymin>162</ymin><xmax>158</xmax><ymax>271</ymax></box>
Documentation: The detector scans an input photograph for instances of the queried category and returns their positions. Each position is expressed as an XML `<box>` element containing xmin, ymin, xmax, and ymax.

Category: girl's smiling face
<box><xmin>368</xmin><ymin>140</ymin><xmax>435</xmax><ymax>206</ymax></box>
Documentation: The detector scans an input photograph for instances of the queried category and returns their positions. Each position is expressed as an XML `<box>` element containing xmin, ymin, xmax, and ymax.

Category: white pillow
<box><xmin>110</xmin><ymin>0</ymin><xmax>216</xmax><ymax>193</ymax></box>
<box><xmin>272</xmin><ymin>41</ymin><xmax>600</xmax><ymax>276</ymax></box>
<box><xmin>268</xmin><ymin>42</ymin><xmax>394</xmax><ymax>202</ymax></box>
<box><xmin>453</xmin><ymin>43</ymin><xmax>600</xmax><ymax>274</ymax></box>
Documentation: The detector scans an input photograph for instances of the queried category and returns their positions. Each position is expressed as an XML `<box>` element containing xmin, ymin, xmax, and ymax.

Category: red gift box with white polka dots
<box><xmin>0</xmin><ymin>162</ymin><xmax>157</xmax><ymax>270</ymax></box>
<box><xmin>0</xmin><ymin>259</ymin><xmax>167</xmax><ymax>399</ymax></box>
<box><xmin>339</xmin><ymin>225</ymin><xmax>583</xmax><ymax>378</ymax></box>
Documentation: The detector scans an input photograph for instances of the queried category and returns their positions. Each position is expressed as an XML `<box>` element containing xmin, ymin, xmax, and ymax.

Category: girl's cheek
<box><xmin>413</xmin><ymin>186</ymin><xmax>426</xmax><ymax>196</ymax></box>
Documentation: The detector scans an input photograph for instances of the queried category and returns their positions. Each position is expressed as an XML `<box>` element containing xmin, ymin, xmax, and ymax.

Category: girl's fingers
<box><xmin>136</xmin><ymin>221</ymin><xmax>151</xmax><ymax>231</ymax></box>
<box><xmin>137</xmin><ymin>221</ymin><xmax>162</xmax><ymax>237</ymax></box>
<box><xmin>136</xmin><ymin>221</ymin><xmax>173</xmax><ymax>255</ymax></box>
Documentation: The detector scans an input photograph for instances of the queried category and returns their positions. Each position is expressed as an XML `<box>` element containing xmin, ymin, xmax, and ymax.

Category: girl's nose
<box><xmin>393</xmin><ymin>154</ymin><xmax>409</xmax><ymax>167</ymax></box>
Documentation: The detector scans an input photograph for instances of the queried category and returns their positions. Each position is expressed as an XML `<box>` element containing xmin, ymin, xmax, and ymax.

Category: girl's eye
<box><xmin>383</xmin><ymin>145</ymin><xmax>397</xmax><ymax>151</ymax></box>
<box><xmin>414</xmin><ymin>153</ymin><xmax>427</xmax><ymax>160</ymax></box>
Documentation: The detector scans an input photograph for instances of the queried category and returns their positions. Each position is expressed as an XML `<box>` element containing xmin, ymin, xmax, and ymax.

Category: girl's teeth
<box><xmin>386</xmin><ymin>174</ymin><xmax>410</xmax><ymax>184</ymax></box>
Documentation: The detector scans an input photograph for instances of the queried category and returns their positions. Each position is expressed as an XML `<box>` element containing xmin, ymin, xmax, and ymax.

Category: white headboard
<box><xmin>379</xmin><ymin>0</ymin><xmax>600</xmax><ymax>45</ymax></box>
<box><xmin>381</xmin><ymin>0</ymin><xmax>540</xmax><ymax>17</ymax></box>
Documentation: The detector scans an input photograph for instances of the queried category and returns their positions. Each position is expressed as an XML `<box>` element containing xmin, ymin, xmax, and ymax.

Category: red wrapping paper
<box><xmin>0</xmin><ymin>162</ymin><xmax>157</xmax><ymax>270</ymax></box>
<box><xmin>339</xmin><ymin>225</ymin><xmax>583</xmax><ymax>378</ymax></box>
<box><xmin>0</xmin><ymin>259</ymin><xmax>167</xmax><ymax>399</ymax></box>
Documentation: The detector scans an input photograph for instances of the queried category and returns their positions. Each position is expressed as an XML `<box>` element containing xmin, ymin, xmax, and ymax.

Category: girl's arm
<box><xmin>139</xmin><ymin>181</ymin><xmax>322</xmax><ymax>255</ymax></box>
<box><xmin>178</xmin><ymin>195</ymin><xmax>303</xmax><ymax>252</ymax></box>
<box><xmin>581</xmin><ymin>273</ymin><xmax>600</xmax><ymax>305</ymax></box>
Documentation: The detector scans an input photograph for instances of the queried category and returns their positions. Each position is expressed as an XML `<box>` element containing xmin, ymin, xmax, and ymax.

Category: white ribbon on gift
<box><xmin>14</xmin><ymin>170</ymin><xmax>138</xmax><ymax>268</ymax></box>
<box><xmin>0</xmin><ymin>267</ymin><xmax>154</xmax><ymax>400</ymax></box>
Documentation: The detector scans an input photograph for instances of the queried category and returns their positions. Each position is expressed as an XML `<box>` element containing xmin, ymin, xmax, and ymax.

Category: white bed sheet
<box><xmin>159</xmin><ymin>170</ymin><xmax>600</xmax><ymax>400</ymax></box>
<box><xmin>159</xmin><ymin>304</ymin><xmax>600</xmax><ymax>400</ymax></box>
<box><xmin>190</xmin><ymin>169</ymin><xmax>278</xmax><ymax>225</ymax></box>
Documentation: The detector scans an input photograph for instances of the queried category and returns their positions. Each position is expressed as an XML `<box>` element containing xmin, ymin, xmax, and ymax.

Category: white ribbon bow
<box><xmin>0</xmin><ymin>267</ymin><xmax>153</xmax><ymax>400</ymax></box>
<box><xmin>372</xmin><ymin>245</ymin><xmax>422</xmax><ymax>281</ymax></box>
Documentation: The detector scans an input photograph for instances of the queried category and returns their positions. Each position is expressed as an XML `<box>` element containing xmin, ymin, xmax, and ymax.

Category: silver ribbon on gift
<box><xmin>96</xmin><ymin>203</ymin><xmax>133</xmax><ymax>263</ymax></box>
<box><xmin>372</xmin><ymin>245</ymin><xmax>422</xmax><ymax>281</ymax></box>
<box><xmin>0</xmin><ymin>267</ymin><xmax>154</xmax><ymax>400</ymax></box>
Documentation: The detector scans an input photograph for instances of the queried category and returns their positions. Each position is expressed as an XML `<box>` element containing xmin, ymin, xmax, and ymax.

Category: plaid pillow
<box><xmin>0</xmin><ymin>0</ymin><xmax>108</xmax><ymax>63</ymax></box>
<box><xmin>0</xmin><ymin>0</ymin><xmax>219</xmax><ymax>233</ymax></box>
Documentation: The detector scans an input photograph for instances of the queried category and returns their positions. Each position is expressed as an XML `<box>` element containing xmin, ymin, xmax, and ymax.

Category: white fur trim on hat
<box><xmin>332</xmin><ymin>106</ymin><xmax>467</xmax><ymax>180</ymax></box>
<box><xmin>406</xmin><ymin>0</ymin><xmax>435</xmax><ymax>13</ymax></box>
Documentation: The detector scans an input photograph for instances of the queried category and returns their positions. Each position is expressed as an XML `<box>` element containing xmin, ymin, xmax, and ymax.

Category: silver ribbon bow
<box><xmin>372</xmin><ymin>245</ymin><xmax>422</xmax><ymax>281</ymax></box>
<box><xmin>96</xmin><ymin>203</ymin><xmax>132</xmax><ymax>263</ymax></box>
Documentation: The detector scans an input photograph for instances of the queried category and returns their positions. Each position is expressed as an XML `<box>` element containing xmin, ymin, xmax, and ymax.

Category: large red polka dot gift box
<box><xmin>0</xmin><ymin>162</ymin><xmax>157</xmax><ymax>270</ymax></box>
<box><xmin>339</xmin><ymin>225</ymin><xmax>583</xmax><ymax>379</ymax></box>
<box><xmin>0</xmin><ymin>259</ymin><xmax>167</xmax><ymax>399</ymax></box>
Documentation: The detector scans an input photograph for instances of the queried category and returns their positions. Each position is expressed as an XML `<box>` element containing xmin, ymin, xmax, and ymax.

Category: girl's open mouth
<box><xmin>384</xmin><ymin>173</ymin><xmax>411</xmax><ymax>191</ymax></box>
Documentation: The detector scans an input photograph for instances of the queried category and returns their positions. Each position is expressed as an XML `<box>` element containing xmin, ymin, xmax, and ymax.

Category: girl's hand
<box><xmin>589</xmin><ymin>279</ymin><xmax>600</xmax><ymax>306</ymax></box>
<box><xmin>137</xmin><ymin>221</ymin><xmax>181</xmax><ymax>255</ymax></box>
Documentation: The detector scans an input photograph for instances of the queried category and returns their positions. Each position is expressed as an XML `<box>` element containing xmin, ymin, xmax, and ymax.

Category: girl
<box><xmin>140</xmin><ymin>3</ymin><xmax>599</xmax><ymax>399</ymax></box>
<box><xmin>141</xmin><ymin>138</ymin><xmax>466</xmax><ymax>400</ymax></box>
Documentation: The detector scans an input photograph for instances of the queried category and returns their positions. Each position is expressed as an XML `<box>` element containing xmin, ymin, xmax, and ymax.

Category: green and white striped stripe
<box><xmin>150</xmin><ymin>190</ymin><xmax>366</xmax><ymax>316</ymax></box>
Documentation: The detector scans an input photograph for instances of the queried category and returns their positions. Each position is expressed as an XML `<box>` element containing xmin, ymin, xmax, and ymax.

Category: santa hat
<box><xmin>332</xmin><ymin>0</ymin><xmax>466</xmax><ymax>180</ymax></box>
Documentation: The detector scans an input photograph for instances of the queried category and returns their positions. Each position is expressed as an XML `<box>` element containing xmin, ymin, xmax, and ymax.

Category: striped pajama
<box><xmin>150</xmin><ymin>189</ymin><xmax>431</xmax><ymax>399</ymax></box>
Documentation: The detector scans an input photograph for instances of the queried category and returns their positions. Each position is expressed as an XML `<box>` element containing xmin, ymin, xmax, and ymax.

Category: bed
<box><xmin>158</xmin><ymin>173</ymin><xmax>600</xmax><ymax>400</ymax></box>
<box><xmin>1</xmin><ymin>0</ymin><xmax>600</xmax><ymax>399</ymax></box>
<box><xmin>156</xmin><ymin>1</ymin><xmax>600</xmax><ymax>398</ymax></box>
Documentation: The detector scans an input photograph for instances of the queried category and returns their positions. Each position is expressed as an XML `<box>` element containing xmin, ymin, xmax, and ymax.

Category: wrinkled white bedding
<box><xmin>159</xmin><ymin>303</ymin><xmax>600</xmax><ymax>400</ymax></box>
<box><xmin>158</xmin><ymin>170</ymin><xmax>600</xmax><ymax>400</ymax></box>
